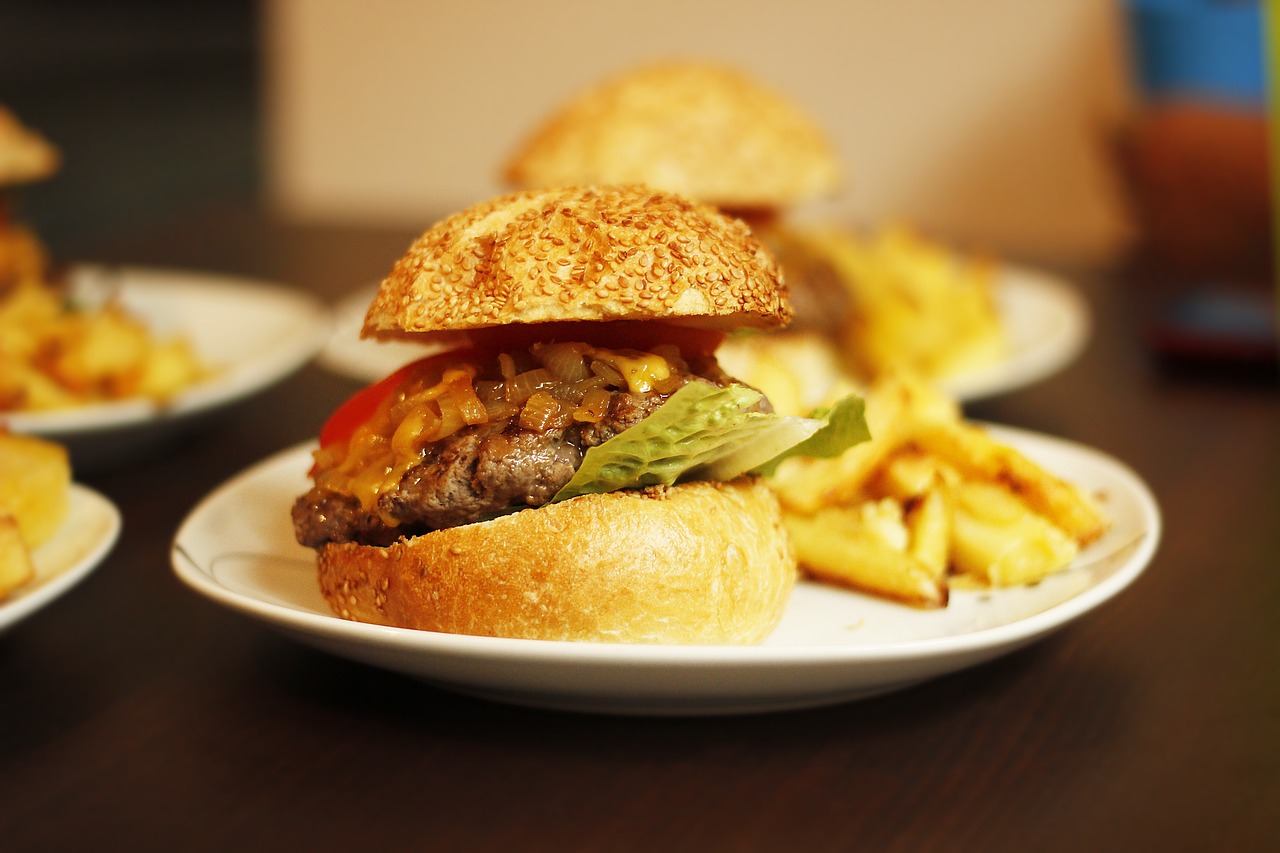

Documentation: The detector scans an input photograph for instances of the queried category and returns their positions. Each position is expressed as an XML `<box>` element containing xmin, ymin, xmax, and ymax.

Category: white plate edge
<box><xmin>170</xmin><ymin>427</ymin><xmax>1161</xmax><ymax>668</ymax></box>
<box><xmin>0</xmin><ymin>484</ymin><xmax>122</xmax><ymax>630</ymax></box>
<box><xmin>2</xmin><ymin>265</ymin><xmax>332</xmax><ymax>436</ymax></box>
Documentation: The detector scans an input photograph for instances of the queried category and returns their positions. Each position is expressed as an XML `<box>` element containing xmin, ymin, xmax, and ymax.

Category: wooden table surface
<box><xmin>2</xmin><ymin>205</ymin><xmax>1276</xmax><ymax>851</ymax></box>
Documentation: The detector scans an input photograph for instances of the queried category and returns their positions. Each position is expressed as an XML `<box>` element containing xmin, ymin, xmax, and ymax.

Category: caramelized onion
<box><xmin>533</xmin><ymin>342</ymin><xmax>593</xmax><ymax>383</ymax></box>
<box><xmin>497</xmin><ymin>352</ymin><xmax>518</xmax><ymax>379</ymax></box>
<box><xmin>519</xmin><ymin>391</ymin><xmax>573</xmax><ymax>431</ymax></box>
<box><xmin>589</xmin><ymin>359</ymin><xmax>626</xmax><ymax>388</ymax></box>
<box><xmin>482</xmin><ymin>397</ymin><xmax>520</xmax><ymax>421</ymax></box>
<box><xmin>504</xmin><ymin>368</ymin><xmax>556</xmax><ymax>404</ymax></box>
<box><xmin>434</xmin><ymin>393</ymin><xmax>468</xmax><ymax>439</ymax></box>
<box><xmin>573</xmin><ymin>387</ymin><xmax>612</xmax><ymax>423</ymax></box>
<box><xmin>392</xmin><ymin>405</ymin><xmax>440</xmax><ymax>455</ymax></box>
<box><xmin>651</xmin><ymin>372</ymin><xmax>683</xmax><ymax>395</ymax></box>
<box><xmin>443</xmin><ymin>375</ymin><xmax>488</xmax><ymax>425</ymax></box>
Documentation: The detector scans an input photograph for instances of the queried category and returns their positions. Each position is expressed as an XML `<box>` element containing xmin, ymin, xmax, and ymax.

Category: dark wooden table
<box><xmin>2</xmin><ymin>204</ymin><xmax>1276</xmax><ymax>850</ymax></box>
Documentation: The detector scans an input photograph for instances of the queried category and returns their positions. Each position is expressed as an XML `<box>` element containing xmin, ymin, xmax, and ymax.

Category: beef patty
<box><xmin>294</xmin><ymin>382</ymin><xmax>705</xmax><ymax>548</ymax></box>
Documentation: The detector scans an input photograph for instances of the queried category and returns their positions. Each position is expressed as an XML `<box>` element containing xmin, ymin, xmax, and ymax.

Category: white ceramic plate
<box><xmin>315</xmin><ymin>284</ymin><xmax>436</xmax><ymax>382</ymax></box>
<box><xmin>940</xmin><ymin>265</ymin><xmax>1089</xmax><ymax>401</ymax></box>
<box><xmin>171</xmin><ymin>426</ymin><xmax>1159</xmax><ymax>716</ymax></box>
<box><xmin>2</xmin><ymin>265</ymin><xmax>331</xmax><ymax>468</ymax></box>
<box><xmin>317</xmin><ymin>266</ymin><xmax>1089</xmax><ymax>401</ymax></box>
<box><xmin>0</xmin><ymin>485</ymin><xmax>121</xmax><ymax>634</ymax></box>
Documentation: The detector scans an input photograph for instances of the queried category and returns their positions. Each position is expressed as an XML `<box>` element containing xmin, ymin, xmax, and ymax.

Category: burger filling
<box><xmin>292</xmin><ymin>340</ymin><xmax>761</xmax><ymax>548</ymax></box>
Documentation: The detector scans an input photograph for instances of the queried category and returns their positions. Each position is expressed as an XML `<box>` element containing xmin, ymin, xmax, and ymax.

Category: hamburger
<box><xmin>503</xmin><ymin>61</ymin><xmax>840</xmax><ymax>212</ymax></box>
<box><xmin>502</xmin><ymin>60</ymin><xmax>851</xmax><ymax>336</ymax></box>
<box><xmin>292</xmin><ymin>185</ymin><xmax>867</xmax><ymax>644</ymax></box>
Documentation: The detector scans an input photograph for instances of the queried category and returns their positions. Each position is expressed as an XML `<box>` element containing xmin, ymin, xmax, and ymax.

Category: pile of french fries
<box><xmin>0</xmin><ymin>430</ymin><xmax>71</xmax><ymax>600</ymax></box>
<box><xmin>0</xmin><ymin>275</ymin><xmax>206</xmax><ymax>413</ymax></box>
<box><xmin>800</xmin><ymin>224</ymin><xmax>1007</xmax><ymax>384</ymax></box>
<box><xmin>721</xmin><ymin>334</ymin><xmax>1106</xmax><ymax>607</ymax></box>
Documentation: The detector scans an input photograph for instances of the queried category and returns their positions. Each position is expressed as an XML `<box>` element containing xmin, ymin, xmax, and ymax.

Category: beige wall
<box><xmin>264</xmin><ymin>0</ymin><xmax>1135</xmax><ymax>264</ymax></box>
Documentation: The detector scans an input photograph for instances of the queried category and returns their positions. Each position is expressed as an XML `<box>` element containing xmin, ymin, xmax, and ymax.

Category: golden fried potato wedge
<box><xmin>905</xmin><ymin>487</ymin><xmax>951</xmax><ymax>578</ymax></box>
<box><xmin>0</xmin><ymin>431</ymin><xmax>70</xmax><ymax>548</ymax></box>
<box><xmin>948</xmin><ymin>481</ymin><xmax>1079</xmax><ymax>586</ymax></box>
<box><xmin>770</xmin><ymin>372</ymin><xmax>958</xmax><ymax>512</ymax></box>
<box><xmin>802</xmin><ymin>225</ymin><xmax>1006</xmax><ymax>382</ymax></box>
<box><xmin>908</xmin><ymin>419</ymin><xmax>1107</xmax><ymax>546</ymax></box>
<box><xmin>784</xmin><ymin>506</ymin><xmax>948</xmax><ymax>608</ymax></box>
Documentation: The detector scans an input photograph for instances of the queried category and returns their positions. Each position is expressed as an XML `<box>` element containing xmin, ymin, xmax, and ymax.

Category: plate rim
<box><xmin>170</xmin><ymin>425</ymin><xmax>1160</xmax><ymax>670</ymax></box>
<box><xmin>1</xmin><ymin>263</ymin><xmax>332</xmax><ymax>436</ymax></box>
<box><xmin>0</xmin><ymin>484</ymin><xmax>122</xmax><ymax>631</ymax></box>
<box><xmin>939</xmin><ymin>264</ymin><xmax>1091</xmax><ymax>401</ymax></box>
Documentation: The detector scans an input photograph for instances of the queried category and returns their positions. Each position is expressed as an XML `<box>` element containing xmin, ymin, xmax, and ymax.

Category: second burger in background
<box><xmin>291</xmin><ymin>185</ymin><xmax>868</xmax><ymax>644</ymax></box>
<box><xmin>503</xmin><ymin>60</ymin><xmax>851</xmax><ymax>338</ymax></box>
<box><xmin>502</xmin><ymin>60</ymin><xmax>1008</xmax><ymax>387</ymax></box>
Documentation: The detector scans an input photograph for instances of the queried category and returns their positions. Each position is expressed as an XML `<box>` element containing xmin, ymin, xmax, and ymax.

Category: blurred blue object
<box><xmin>1125</xmin><ymin>0</ymin><xmax>1265</xmax><ymax>105</ymax></box>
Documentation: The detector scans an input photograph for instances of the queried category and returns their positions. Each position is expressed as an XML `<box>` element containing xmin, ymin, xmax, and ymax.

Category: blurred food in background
<box><xmin>503</xmin><ymin>60</ymin><xmax>1008</xmax><ymax>388</ymax></box>
<box><xmin>504</xmin><ymin>60</ymin><xmax>841</xmax><ymax>212</ymax></box>
<box><xmin>0</xmin><ymin>105</ymin><xmax>59</xmax><ymax>290</ymax></box>
<box><xmin>0</xmin><ymin>105</ymin><xmax>60</xmax><ymax>190</ymax></box>
<box><xmin>0</xmin><ymin>106</ymin><xmax>208</xmax><ymax>413</ymax></box>
<box><xmin>0</xmin><ymin>429</ymin><xmax>71</xmax><ymax>599</ymax></box>
<box><xmin>505</xmin><ymin>60</ymin><xmax>847</xmax><ymax>335</ymax></box>
<box><xmin>774</xmin><ymin>224</ymin><xmax>1006</xmax><ymax>385</ymax></box>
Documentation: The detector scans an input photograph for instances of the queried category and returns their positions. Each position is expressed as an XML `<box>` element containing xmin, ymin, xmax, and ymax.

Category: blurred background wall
<box><xmin>3</xmin><ymin>0</ymin><xmax>1145</xmax><ymax>266</ymax></box>
<box><xmin>263</xmin><ymin>0</ymin><xmax>1136</xmax><ymax>266</ymax></box>
<box><xmin>0</xmin><ymin>1</ymin><xmax>259</xmax><ymax>255</ymax></box>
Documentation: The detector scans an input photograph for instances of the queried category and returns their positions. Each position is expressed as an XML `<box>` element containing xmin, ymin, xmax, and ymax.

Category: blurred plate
<box><xmin>2</xmin><ymin>265</ymin><xmax>330</xmax><ymax>468</ymax></box>
<box><xmin>0</xmin><ymin>485</ymin><xmax>121</xmax><ymax>634</ymax></box>
<box><xmin>316</xmin><ymin>285</ymin><xmax>435</xmax><ymax>382</ymax></box>
<box><xmin>317</xmin><ymin>266</ymin><xmax>1089</xmax><ymax>401</ymax></box>
<box><xmin>940</xmin><ymin>265</ymin><xmax>1089</xmax><ymax>401</ymax></box>
<box><xmin>172</xmin><ymin>425</ymin><xmax>1159</xmax><ymax>717</ymax></box>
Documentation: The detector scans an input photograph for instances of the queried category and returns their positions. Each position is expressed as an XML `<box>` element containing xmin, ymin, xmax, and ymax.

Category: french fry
<box><xmin>948</xmin><ymin>481</ymin><xmax>1079</xmax><ymax>586</ymax></box>
<box><xmin>0</xmin><ymin>513</ymin><xmax>35</xmax><ymax>600</ymax></box>
<box><xmin>801</xmin><ymin>225</ymin><xmax>1006</xmax><ymax>383</ymax></box>
<box><xmin>784</xmin><ymin>504</ymin><xmax>948</xmax><ymax>608</ymax></box>
<box><xmin>770</xmin><ymin>372</ymin><xmax>957</xmax><ymax>512</ymax></box>
<box><xmin>134</xmin><ymin>338</ymin><xmax>205</xmax><ymax>400</ymax></box>
<box><xmin>907</xmin><ymin>419</ymin><xmax>1107</xmax><ymax>547</ymax></box>
<box><xmin>0</xmin><ymin>431</ymin><xmax>71</xmax><ymax>601</ymax></box>
<box><xmin>869</xmin><ymin>447</ymin><xmax>954</xmax><ymax>502</ymax></box>
<box><xmin>905</xmin><ymin>487</ymin><xmax>951</xmax><ymax>578</ymax></box>
<box><xmin>0</xmin><ymin>430</ymin><xmax>71</xmax><ymax>548</ymax></box>
<box><xmin>47</xmin><ymin>307</ymin><xmax>150</xmax><ymax>395</ymax></box>
<box><xmin>760</xmin><ymin>366</ymin><xmax>1107</xmax><ymax>606</ymax></box>
<box><xmin>0</xmin><ymin>279</ymin><xmax>207</xmax><ymax>412</ymax></box>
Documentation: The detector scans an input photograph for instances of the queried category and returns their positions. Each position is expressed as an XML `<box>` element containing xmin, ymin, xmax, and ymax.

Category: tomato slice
<box><xmin>318</xmin><ymin>348</ymin><xmax>480</xmax><ymax>449</ymax></box>
<box><xmin>316</xmin><ymin>323</ymin><xmax>725</xmax><ymax>449</ymax></box>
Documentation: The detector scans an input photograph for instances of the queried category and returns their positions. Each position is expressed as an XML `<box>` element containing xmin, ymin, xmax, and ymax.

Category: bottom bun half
<box><xmin>317</xmin><ymin>477</ymin><xmax>796</xmax><ymax>644</ymax></box>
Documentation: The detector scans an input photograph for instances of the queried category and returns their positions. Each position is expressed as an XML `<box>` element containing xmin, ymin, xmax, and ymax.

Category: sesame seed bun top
<box><xmin>503</xmin><ymin>61</ymin><xmax>840</xmax><ymax>210</ymax></box>
<box><xmin>362</xmin><ymin>184</ymin><xmax>792</xmax><ymax>340</ymax></box>
<box><xmin>0</xmin><ymin>106</ymin><xmax>59</xmax><ymax>187</ymax></box>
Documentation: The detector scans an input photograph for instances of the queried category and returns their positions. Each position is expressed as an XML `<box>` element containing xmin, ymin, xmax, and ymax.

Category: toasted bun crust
<box><xmin>317</xmin><ymin>477</ymin><xmax>796</xmax><ymax>644</ymax></box>
<box><xmin>504</xmin><ymin>62</ymin><xmax>840</xmax><ymax>209</ymax></box>
<box><xmin>363</xmin><ymin>184</ymin><xmax>791</xmax><ymax>339</ymax></box>
<box><xmin>0</xmin><ymin>107</ymin><xmax>59</xmax><ymax>187</ymax></box>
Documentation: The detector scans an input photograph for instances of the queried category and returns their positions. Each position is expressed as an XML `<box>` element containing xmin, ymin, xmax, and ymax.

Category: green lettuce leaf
<box><xmin>551</xmin><ymin>383</ymin><xmax>869</xmax><ymax>502</ymax></box>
